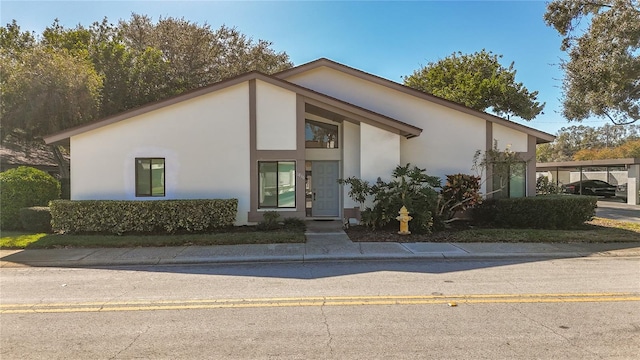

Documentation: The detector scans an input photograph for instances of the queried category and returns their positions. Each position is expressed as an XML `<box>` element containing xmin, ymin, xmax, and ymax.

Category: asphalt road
<box><xmin>2</xmin><ymin>258</ymin><xmax>639</xmax><ymax>359</ymax></box>
<box><xmin>596</xmin><ymin>199</ymin><xmax>640</xmax><ymax>223</ymax></box>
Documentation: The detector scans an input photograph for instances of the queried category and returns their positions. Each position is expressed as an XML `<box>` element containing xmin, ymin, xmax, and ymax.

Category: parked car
<box><xmin>562</xmin><ymin>180</ymin><xmax>617</xmax><ymax>197</ymax></box>
<box><xmin>616</xmin><ymin>183</ymin><xmax>627</xmax><ymax>201</ymax></box>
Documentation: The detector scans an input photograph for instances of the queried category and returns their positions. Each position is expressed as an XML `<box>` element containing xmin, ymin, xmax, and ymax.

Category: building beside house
<box><xmin>0</xmin><ymin>136</ymin><xmax>69</xmax><ymax>178</ymax></box>
<box><xmin>44</xmin><ymin>58</ymin><xmax>555</xmax><ymax>225</ymax></box>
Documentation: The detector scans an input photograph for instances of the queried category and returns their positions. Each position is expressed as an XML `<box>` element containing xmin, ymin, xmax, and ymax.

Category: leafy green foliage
<box><xmin>50</xmin><ymin>199</ymin><xmax>237</xmax><ymax>234</ymax></box>
<box><xmin>537</xmin><ymin>124</ymin><xmax>640</xmax><ymax>162</ymax></box>
<box><xmin>471</xmin><ymin>195</ymin><xmax>597</xmax><ymax>229</ymax></box>
<box><xmin>544</xmin><ymin>0</ymin><xmax>640</xmax><ymax>125</ymax></box>
<box><xmin>0</xmin><ymin>16</ymin><xmax>293</xmax><ymax>172</ymax></box>
<box><xmin>403</xmin><ymin>50</ymin><xmax>544</xmax><ymax>120</ymax></box>
<box><xmin>536</xmin><ymin>176</ymin><xmax>561</xmax><ymax>195</ymax></box>
<box><xmin>0</xmin><ymin>167</ymin><xmax>60</xmax><ymax>230</ymax></box>
<box><xmin>19</xmin><ymin>207</ymin><xmax>52</xmax><ymax>233</ymax></box>
<box><xmin>0</xmin><ymin>47</ymin><xmax>102</xmax><ymax>139</ymax></box>
<box><xmin>341</xmin><ymin>164</ymin><xmax>441</xmax><ymax>234</ymax></box>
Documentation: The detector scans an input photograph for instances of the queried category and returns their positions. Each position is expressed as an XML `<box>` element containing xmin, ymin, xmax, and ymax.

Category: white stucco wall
<box><xmin>256</xmin><ymin>79</ymin><xmax>297</xmax><ymax>150</ymax></box>
<box><xmin>492</xmin><ymin>123</ymin><xmax>528</xmax><ymax>152</ymax></box>
<box><xmin>360</xmin><ymin>123</ymin><xmax>399</xmax><ymax>183</ymax></box>
<box><xmin>287</xmin><ymin>67</ymin><xmax>486</xmax><ymax>189</ymax></box>
<box><xmin>70</xmin><ymin>82</ymin><xmax>252</xmax><ymax>224</ymax></box>
<box><xmin>342</xmin><ymin>121</ymin><xmax>361</xmax><ymax>209</ymax></box>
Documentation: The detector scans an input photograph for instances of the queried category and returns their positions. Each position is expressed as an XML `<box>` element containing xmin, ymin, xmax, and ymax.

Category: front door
<box><xmin>310</xmin><ymin>161</ymin><xmax>340</xmax><ymax>217</ymax></box>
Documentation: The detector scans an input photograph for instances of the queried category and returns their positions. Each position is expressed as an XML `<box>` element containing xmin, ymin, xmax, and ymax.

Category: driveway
<box><xmin>596</xmin><ymin>199</ymin><xmax>640</xmax><ymax>223</ymax></box>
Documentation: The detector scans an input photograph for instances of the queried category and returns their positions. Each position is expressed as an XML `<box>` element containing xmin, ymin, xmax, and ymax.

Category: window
<box><xmin>492</xmin><ymin>162</ymin><xmax>526</xmax><ymax>199</ymax></box>
<box><xmin>305</xmin><ymin>120</ymin><xmax>338</xmax><ymax>148</ymax></box>
<box><xmin>136</xmin><ymin>158</ymin><xmax>165</xmax><ymax>197</ymax></box>
<box><xmin>259</xmin><ymin>161</ymin><xmax>295</xmax><ymax>208</ymax></box>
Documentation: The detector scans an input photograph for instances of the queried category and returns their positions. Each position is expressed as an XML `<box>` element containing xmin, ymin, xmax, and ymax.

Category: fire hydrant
<box><xmin>396</xmin><ymin>206</ymin><xmax>412</xmax><ymax>235</ymax></box>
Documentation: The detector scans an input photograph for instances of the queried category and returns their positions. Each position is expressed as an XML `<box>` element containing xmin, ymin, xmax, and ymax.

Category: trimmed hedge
<box><xmin>50</xmin><ymin>199</ymin><xmax>238</xmax><ymax>234</ymax></box>
<box><xmin>0</xmin><ymin>166</ymin><xmax>61</xmax><ymax>230</ymax></box>
<box><xmin>20</xmin><ymin>207</ymin><xmax>52</xmax><ymax>233</ymax></box>
<box><xmin>472</xmin><ymin>195</ymin><xmax>597</xmax><ymax>229</ymax></box>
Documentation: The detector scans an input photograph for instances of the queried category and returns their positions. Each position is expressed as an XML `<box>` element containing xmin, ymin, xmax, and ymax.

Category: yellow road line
<box><xmin>2</xmin><ymin>293</ymin><xmax>639</xmax><ymax>314</ymax></box>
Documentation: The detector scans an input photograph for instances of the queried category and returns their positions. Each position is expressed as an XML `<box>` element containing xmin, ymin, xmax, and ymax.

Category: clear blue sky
<box><xmin>1</xmin><ymin>0</ymin><xmax>610</xmax><ymax>135</ymax></box>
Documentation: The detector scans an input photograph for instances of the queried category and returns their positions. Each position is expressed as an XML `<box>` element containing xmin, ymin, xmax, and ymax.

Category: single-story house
<box><xmin>44</xmin><ymin>58</ymin><xmax>555</xmax><ymax>225</ymax></box>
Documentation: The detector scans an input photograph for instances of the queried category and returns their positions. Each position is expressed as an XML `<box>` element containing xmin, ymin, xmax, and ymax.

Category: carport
<box><xmin>537</xmin><ymin>158</ymin><xmax>640</xmax><ymax>205</ymax></box>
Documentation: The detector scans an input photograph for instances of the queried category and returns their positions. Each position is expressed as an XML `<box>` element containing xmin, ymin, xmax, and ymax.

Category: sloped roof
<box><xmin>276</xmin><ymin>58</ymin><xmax>555</xmax><ymax>144</ymax></box>
<box><xmin>1</xmin><ymin>136</ymin><xmax>68</xmax><ymax>167</ymax></box>
<box><xmin>43</xmin><ymin>70</ymin><xmax>422</xmax><ymax>145</ymax></box>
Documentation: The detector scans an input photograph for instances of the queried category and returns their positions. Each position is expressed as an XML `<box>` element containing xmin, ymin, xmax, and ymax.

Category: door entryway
<box><xmin>306</xmin><ymin>161</ymin><xmax>340</xmax><ymax>217</ymax></box>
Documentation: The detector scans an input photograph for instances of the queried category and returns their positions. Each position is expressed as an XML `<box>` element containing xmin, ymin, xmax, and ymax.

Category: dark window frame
<box><xmin>135</xmin><ymin>158</ymin><xmax>165</xmax><ymax>197</ymax></box>
<box><xmin>258</xmin><ymin>161</ymin><xmax>296</xmax><ymax>209</ymax></box>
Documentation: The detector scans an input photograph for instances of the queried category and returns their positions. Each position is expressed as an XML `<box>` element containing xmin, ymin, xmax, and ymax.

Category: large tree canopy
<box><xmin>1</xmin><ymin>15</ymin><xmax>293</xmax><ymax>179</ymax></box>
<box><xmin>544</xmin><ymin>0</ymin><xmax>640</xmax><ymax>125</ymax></box>
<box><xmin>403</xmin><ymin>50</ymin><xmax>544</xmax><ymax>120</ymax></box>
<box><xmin>1</xmin><ymin>14</ymin><xmax>293</xmax><ymax>138</ymax></box>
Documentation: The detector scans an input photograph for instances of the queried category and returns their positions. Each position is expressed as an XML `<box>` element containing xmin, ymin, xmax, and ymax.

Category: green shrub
<box><xmin>256</xmin><ymin>211</ymin><xmax>281</xmax><ymax>231</ymax></box>
<box><xmin>50</xmin><ymin>199</ymin><xmax>237</xmax><ymax>234</ymax></box>
<box><xmin>536</xmin><ymin>176</ymin><xmax>560</xmax><ymax>195</ymax></box>
<box><xmin>470</xmin><ymin>198</ymin><xmax>499</xmax><ymax>225</ymax></box>
<box><xmin>0</xmin><ymin>167</ymin><xmax>61</xmax><ymax>230</ymax></box>
<box><xmin>471</xmin><ymin>195</ymin><xmax>596</xmax><ymax>229</ymax></box>
<box><xmin>19</xmin><ymin>207</ymin><xmax>52</xmax><ymax>233</ymax></box>
<box><xmin>340</xmin><ymin>164</ymin><xmax>440</xmax><ymax>234</ymax></box>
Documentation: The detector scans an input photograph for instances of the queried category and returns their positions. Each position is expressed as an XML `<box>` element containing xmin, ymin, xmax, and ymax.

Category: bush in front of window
<box><xmin>0</xmin><ymin>166</ymin><xmax>61</xmax><ymax>230</ymax></box>
<box><xmin>471</xmin><ymin>195</ymin><xmax>596</xmax><ymax>229</ymax></box>
<box><xmin>50</xmin><ymin>199</ymin><xmax>237</xmax><ymax>234</ymax></box>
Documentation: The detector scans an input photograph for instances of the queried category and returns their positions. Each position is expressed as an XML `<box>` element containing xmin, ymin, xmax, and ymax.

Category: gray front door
<box><xmin>311</xmin><ymin>161</ymin><xmax>340</xmax><ymax>217</ymax></box>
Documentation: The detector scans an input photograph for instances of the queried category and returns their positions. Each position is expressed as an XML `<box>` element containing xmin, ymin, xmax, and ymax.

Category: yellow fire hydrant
<box><xmin>396</xmin><ymin>206</ymin><xmax>412</xmax><ymax>235</ymax></box>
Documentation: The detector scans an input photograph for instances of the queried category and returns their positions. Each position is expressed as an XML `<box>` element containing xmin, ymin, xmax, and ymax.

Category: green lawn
<box><xmin>0</xmin><ymin>229</ymin><xmax>305</xmax><ymax>249</ymax></box>
<box><xmin>448</xmin><ymin>218</ymin><xmax>640</xmax><ymax>243</ymax></box>
<box><xmin>2</xmin><ymin>218</ymin><xmax>638</xmax><ymax>249</ymax></box>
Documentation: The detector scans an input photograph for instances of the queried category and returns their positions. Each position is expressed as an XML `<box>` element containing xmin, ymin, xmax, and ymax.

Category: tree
<box><xmin>403</xmin><ymin>50</ymin><xmax>544</xmax><ymax>120</ymax></box>
<box><xmin>1</xmin><ymin>16</ymin><xmax>293</xmax><ymax>177</ymax></box>
<box><xmin>536</xmin><ymin>124</ymin><xmax>640</xmax><ymax>162</ymax></box>
<box><xmin>574</xmin><ymin>139</ymin><xmax>640</xmax><ymax>160</ymax></box>
<box><xmin>1</xmin><ymin>47</ymin><xmax>102</xmax><ymax>139</ymax></box>
<box><xmin>544</xmin><ymin>0</ymin><xmax>640</xmax><ymax>125</ymax></box>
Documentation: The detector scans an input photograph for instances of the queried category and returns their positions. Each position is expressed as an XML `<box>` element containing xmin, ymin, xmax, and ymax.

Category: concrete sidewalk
<box><xmin>2</xmin><ymin>221</ymin><xmax>640</xmax><ymax>268</ymax></box>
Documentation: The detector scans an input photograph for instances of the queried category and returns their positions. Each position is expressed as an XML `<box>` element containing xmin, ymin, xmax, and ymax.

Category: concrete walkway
<box><xmin>2</xmin><ymin>220</ymin><xmax>639</xmax><ymax>268</ymax></box>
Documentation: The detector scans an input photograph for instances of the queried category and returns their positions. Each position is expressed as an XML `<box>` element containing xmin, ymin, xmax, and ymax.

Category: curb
<box><xmin>2</xmin><ymin>252</ymin><xmax>638</xmax><ymax>268</ymax></box>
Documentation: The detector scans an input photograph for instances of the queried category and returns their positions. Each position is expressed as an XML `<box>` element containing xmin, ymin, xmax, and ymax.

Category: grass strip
<box><xmin>1</xmin><ymin>230</ymin><xmax>304</xmax><ymax>249</ymax></box>
<box><xmin>451</xmin><ymin>218</ymin><xmax>640</xmax><ymax>243</ymax></box>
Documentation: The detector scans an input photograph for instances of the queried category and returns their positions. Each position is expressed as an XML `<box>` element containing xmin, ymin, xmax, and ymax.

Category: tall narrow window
<box><xmin>305</xmin><ymin>120</ymin><xmax>338</xmax><ymax>148</ymax></box>
<box><xmin>492</xmin><ymin>162</ymin><xmax>526</xmax><ymax>199</ymax></box>
<box><xmin>259</xmin><ymin>161</ymin><xmax>296</xmax><ymax>208</ymax></box>
<box><xmin>136</xmin><ymin>158</ymin><xmax>165</xmax><ymax>197</ymax></box>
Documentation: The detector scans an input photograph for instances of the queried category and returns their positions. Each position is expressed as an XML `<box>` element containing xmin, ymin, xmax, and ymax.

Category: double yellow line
<box><xmin>2</xmin><ymin>293</ymin><xmax>639</xmax><ymax>314</ymax></box>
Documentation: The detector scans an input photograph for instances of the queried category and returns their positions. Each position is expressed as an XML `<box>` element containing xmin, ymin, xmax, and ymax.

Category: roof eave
<box><xmin>276</xmin><ymin>58</ymin><xmax>555</xmax><ymax>144</ymax></box>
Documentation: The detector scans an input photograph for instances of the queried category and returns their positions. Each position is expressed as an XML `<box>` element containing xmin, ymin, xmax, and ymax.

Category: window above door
<box><xmin>305</xmin><ymin>120</ymin><xmax>338</xmax><ymax>149</ymax></box>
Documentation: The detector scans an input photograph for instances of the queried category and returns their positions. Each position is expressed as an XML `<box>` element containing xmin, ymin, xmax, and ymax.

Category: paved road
<box><xmin>2</xmin><ymin>258</ymin><xmax>639</xmax><ymax>359</ymax></box>
<box><xmin>596</xmin><ymin>199</ymin><xmax>640</xmax><ymax>223</ymax></box>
